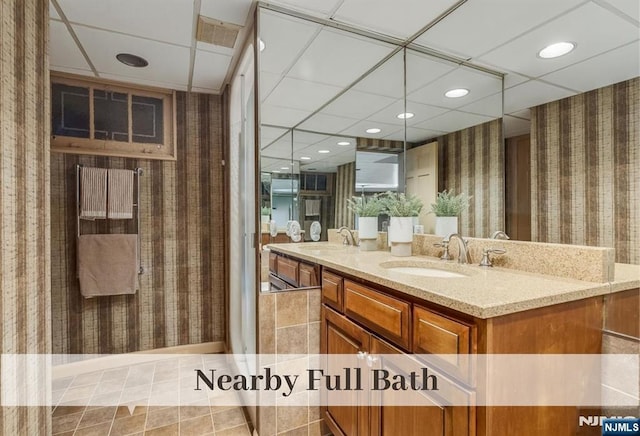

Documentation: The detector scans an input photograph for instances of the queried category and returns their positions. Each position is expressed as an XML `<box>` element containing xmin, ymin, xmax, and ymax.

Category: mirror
<box><xmin>258</xmin><ymin>5</ymin><xmax>506</xmax><ymax>241</ymax></box>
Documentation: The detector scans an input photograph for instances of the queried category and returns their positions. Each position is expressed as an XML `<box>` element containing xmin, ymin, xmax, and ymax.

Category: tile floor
<box><xmin>51</xmin><ymin>354</ymin><xmax>252</xmax><ymax>436</ymax></box>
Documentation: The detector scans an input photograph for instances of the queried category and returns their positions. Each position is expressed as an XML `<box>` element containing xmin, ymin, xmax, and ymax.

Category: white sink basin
<box><xmin>385</xmin><ymin>266</ymin><xmax>467</xmax><ymax>278</ymax></box>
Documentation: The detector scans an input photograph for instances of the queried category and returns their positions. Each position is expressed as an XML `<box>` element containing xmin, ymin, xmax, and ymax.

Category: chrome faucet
<box><xmin>446</xmin><ymin>233</ymin><xmax>471</xmax><ymax>264</ymax></box>
<box><xmin>337</xmin><ymin>226</ymin><xmax>358</xmax><ymax>246</ymax></box>
<box><xmin>490</xmin><ymin>230</ymin><xmax>510</xmax><ymax>240</ymax></box>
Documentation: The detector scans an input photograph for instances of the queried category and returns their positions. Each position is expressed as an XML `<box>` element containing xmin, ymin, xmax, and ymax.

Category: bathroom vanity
<box><xmin>266</xmin><ymin>242</ymin><xmax>639</xmax><ymax>436</ymax></box>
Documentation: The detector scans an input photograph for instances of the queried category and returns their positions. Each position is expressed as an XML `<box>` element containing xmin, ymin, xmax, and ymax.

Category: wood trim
<box><xmin>604</xmin><ymin>288</ymin><xmax>639</xmax><ymax>338</ymax></box>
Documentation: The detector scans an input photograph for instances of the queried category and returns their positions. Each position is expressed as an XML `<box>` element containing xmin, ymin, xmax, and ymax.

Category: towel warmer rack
<box><xmin>76</xmin><ymin>164</ymin><xmax>144</xmax><ymax>275</ymax></box>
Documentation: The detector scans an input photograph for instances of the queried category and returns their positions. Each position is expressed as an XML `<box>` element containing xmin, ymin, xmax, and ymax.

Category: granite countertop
<box><xmin>267</xmin><ymin>242</ymin><xmax>639</xmax><ymax>319</ymax></box>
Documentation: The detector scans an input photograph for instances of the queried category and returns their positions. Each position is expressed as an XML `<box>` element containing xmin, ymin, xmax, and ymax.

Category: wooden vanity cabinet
<box><xmin>268</xmin><ymin>250</ymin><xmax>319</xmax><ymax>290</ymax></box>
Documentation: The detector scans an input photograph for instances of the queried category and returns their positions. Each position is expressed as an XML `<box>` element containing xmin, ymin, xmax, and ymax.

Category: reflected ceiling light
<box><xmin>116</xmin><ymin>53</ymin><xmax>148</xmax><ymax>68</ymax></box>
<box><xmin>280</xmin><ymin>167</ymin><xmax>289</xmax><ymax>170</ymax></box>
<box><xmin>259</xmin><ymin>38</ymin><xmax>266</xmax><ymax>52</ymax></box>
<box><xmin>444</xmin><ymin>88</ymin><xmax>469</xmax><ymax>98</ymax></box>
<box><xmin>397</xmin><ymin>112</ymin><xmax>414</xmax><ymax>119</ymax></box>
<box><xmin>272</xmin><ymin>170</ymin><xmax>281</xmax><ymax>173</ymax></box>
<box><xmin>365</xmin><ymin>128</ymin><xmax>381</xmax><ymax>134</ymax></box>
<box><xmin>538</xmin><ymin>42</ymin><xmax>575</xmax><ymax>59</ymax></box>
<box><xmin>300</xmin><ymin>156</ymin><xmax>311</xmax><ymax>160</ymax></box>
<box><xmin>337</xmin><ymin>141</ymin><xmax>351</xmax><ymax>146</ymax></box>
<box><xmin>318</xmin><ymin>150</ymin><xmax>330</xmax><ymax>154</ymax></box>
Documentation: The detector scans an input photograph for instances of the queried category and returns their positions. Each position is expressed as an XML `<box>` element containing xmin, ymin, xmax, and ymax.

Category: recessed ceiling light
<box><xmin>445</xmin><ymin>88</ymin><xmax>469</xmax><ymax>98</ymax></box>
<box><xmin>300</xmin><ymin>156</ymin><xmax>311</xmax><ymax>160</ymax></box>
<box><xmin>281</xmin><ymin>167</ymin><xmax>289</xmax><ymax>170</ymax></box>
<box><xmin>365</xmin><ymin>128</ymin><xmax>381</xmax><ymax>134</ymax></box>
<box><xmin>397</xmin><ymin>112</ymin><xmax>414</xmax><ymax>119</ymax></box>
<box><xmin>259</xmin><ymin>38</ymin><xmax>266</xmax><ymax>52</ymax></box>
<box><xmin>538</xmin><ymin>42</ymin><xmax>575</xmax><ymax>59</ymax></box>
<box><xmin>272</xmin><ymin>170</ymin><xmax>281</xmax><ymax>173</ymax></box>
<box><xmin>337</xmin><ymin>141</ymin><xmax>351</xmax><ymax>146</ymax></box>
<box><xmin>116</xmin><ymin>53</ymin><xmax>148</xmax><ymax>68</ymax></box>
<box><xmin>318</xmin><ymin>150</ymin><xmax>330</xmax><ymax>154</ymax></box>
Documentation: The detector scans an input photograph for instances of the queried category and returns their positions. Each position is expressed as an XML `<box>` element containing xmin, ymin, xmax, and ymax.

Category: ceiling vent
<box><xmin>196</xmin><ymin>16</ymin><xmax>242</xmax><ymax>49</ymax></box>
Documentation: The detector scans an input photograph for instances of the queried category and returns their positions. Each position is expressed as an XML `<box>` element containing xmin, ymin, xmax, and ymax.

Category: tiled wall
<box><xmin>531</xmin><ymin>77</ymin><xmax>639</xmax><ymax>264</ymax></box>
<box><xmin>438</xmin><ymin>119</ymin><xmax>505</xmax><ymax>238</ymax></box>
<box><xmin>50</xmin><ymin>92</ymin><xmax>226</xmax><ymax>354</ymax></box>
<box><xmin>258</xmin><ymin>290</ymin><xmax>330</xmax><ymax>436</ymax></box>
<box><xmin>0</xmin><ymin>0</ymin><xmax>51</xmax><ymax>433</ymax></box>
<box><xmin>334</xmin><ymin>162</ymin><xmax>356</xmax><ymax>229</ymax></box>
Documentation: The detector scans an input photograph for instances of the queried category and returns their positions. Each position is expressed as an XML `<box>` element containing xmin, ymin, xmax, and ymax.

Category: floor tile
<box><xmin>212</xmin><ymin>408</ymin><xmax>246</xmax><ymax>431</ymax></box>
<box><xmin>52</xmin><ymin>411</ymin><xmax>83</xmax><ymax>434</ymax></box>
<box><xmin>179</xmin><ymin>405</ymin><xmax>210</xmax><ymax>421</ymax></box>
<box><xmin>52</xmin><ymin>405</ymin><xmax>85</xmax><ymax>418</ymax></box>
<box><xmin>73</xmin><ymin>421</ymin><xmax>112</xmax><ymax>436</ymax></box>
<box><xmin>109</xmin><ymin>413</ymin><xmax>147</xmax><ymax>436</ymax></box>
<box><xmin>215</xmin><ymin>424</ymin><xmax>252</xmax><ymax>436</ymax></box>
<box><xmin>77</xmin><ymin>406</ymin><xmax>116</xmax><ymax>429</ymax></box>
<box><xmin>145</xmin><ymin>406</ymin><xmax>179</xmax><ymax>430</ymax></box>
<box><xmin>144</xmin><ymin>423</ymin><xmax>179</xmax><ymax>435</ymax></box>
<box><xmin>178</xmin><ymin>414</ymin><xmax>214</xmax><ymax>436</ymax></box>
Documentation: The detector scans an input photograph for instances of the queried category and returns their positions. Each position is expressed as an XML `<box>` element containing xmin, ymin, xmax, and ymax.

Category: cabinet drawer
<box><xmin>322</xmin><ymin>270</ymin><xmax>343</xmax><ymax>312</ymax></box>
<box><xmin>413</xmin><ymin>305</ymin><xmax>475</xmax><ymax>383</ymax></box>
<box><xmin>276</xmin><ymin>256</ymin><xmax>299</xmax><ymax>286</ymax></box>
<box><xmin>344</xmin><ymin>280</ymin><xmax>410</xmax><ymax>350</ymax></box>
<box><xmin>299</xmin><ymin>262</ymin><xmax>318</xmax><ymax>287</ymax></box>
<box><xmin>268</xmin><ymin>252</ymin><xmax>278</xmax><ymax>274</ymax></box>
<box><xmin>269</xmin><ymin>274</ymin><xmax>287</xmax><ymax>291</ymax></box>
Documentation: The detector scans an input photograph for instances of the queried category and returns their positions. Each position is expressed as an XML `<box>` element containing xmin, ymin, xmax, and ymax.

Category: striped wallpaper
<box><xmin>0</xmin><ymin>0</ymin><xmax>51</xmax><ymax>433</ymax></box>
<box><xmin>438</xmin><ymin>119</ymin><xmax>505</xmax><ymax>238</ymax></box>
<box><xmin>531</xmin><ymin>77</ymin><xmax>639</xmax><ymax>264</ymax></box>
<box><xmin>50</xmin><ymin>92</ymin><xmax>226</xmax><ymax>354</ymax></box>
<box><xmin>334</xmin><ymin>162</ymin><xmax>356</xmax><ymax>229</ymax></box>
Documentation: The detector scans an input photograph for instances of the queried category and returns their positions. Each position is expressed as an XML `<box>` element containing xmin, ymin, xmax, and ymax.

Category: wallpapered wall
<box><xmin>531</xmin><ymin>77</ymin><xmax>639</xmax><ymax>264</ymax></box>
<box><xmin>50</xmin><ymin>92</ymin><xmax>226</xmax><ymax>354</ymax></box>
<box><xmin>334</xmin><ymin>162</ymin><xmax>356</xmax><ymax>229</ymax></box>
<box><xmin>0</xmin><ymin>0</ymin><xmax>51</xmax><ymax>433</ymax></box>
<box><xmin>438</xmin><ymin>119</ymin><xmax>505</xmax><ymax>238</ymax></box>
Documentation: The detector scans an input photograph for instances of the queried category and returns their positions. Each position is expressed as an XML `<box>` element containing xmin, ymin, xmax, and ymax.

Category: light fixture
<box><xmin>280</xmin><ymin>167</ymin><xmax>289</xmax><ymax>170</ymax></box>
<box><xmin>259</xmin><ymin>38</ymin><xmax>266</xmax><ymax>52</ymax></box>
<box><xmin>444</xmin><ymin>88</ymin><xmax>469</xmax><ymax>98</ymax></box>
<box><xmin>116</xmin><ymin>53</ymin><xmax>148</xmax><ymax>68</ymax></box>
<box><xmin>318</xmin><ymin>150</ymin><xmax>330</xmax><ymax>154</ymax></box>
<box><xmin>365</xmin><ymin>128</ymin><xmax>381</xmax><ymax>134</ymax></box>
<box><xmin>397</xmin><ymin>112</ymin><xmax>414</xmax><ymax>119</ymax></box>
<box><xmin>538</xmin><ymin>42</ymin><xmax>575</xmax><ymax>59</ymax></box>
<box><xmin>300</xmin><ymin>156</ymin><xmax>311</xmax><ymax>160</ymax></box>
<box><xmin>337</xmin><ymin>141</ymin><xmax>351</xmax><ymax>146</ymax></box>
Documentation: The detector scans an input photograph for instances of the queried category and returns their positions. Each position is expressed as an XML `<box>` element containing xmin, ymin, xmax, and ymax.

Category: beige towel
<box><xmin>305</xmin><ymin>199</ymin><xmax>321</xmax><ymax>216</ymax></box>
<box><xmin>107</xmin><ymin>169</ymin><xmax>134</xmax><ymax>219</ymax></box>
<box><xmin>80</xmin><ymin>167</ymin><xmax>108</xmax><ymax>219</ymax></box>
<box><xmin>78</xmin><ymin>234</ymin><xmax>138</xmax><ymax>298</ymax></box>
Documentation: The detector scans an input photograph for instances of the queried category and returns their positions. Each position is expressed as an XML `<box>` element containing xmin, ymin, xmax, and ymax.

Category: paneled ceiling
<box><xmin>50</xmin><ymin>0</ymin><xmax>639</xmax><ymax>135</ymax></box>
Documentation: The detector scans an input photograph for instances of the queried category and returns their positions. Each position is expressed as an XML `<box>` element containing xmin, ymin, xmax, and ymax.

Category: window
<box><xmin>51</xmin><ymin>73</ymin><xmax>176</xmax><ymax>160</ymax></box>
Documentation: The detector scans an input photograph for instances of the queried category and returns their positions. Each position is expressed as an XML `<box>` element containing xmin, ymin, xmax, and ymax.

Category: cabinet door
<box><xmin>369</xmin><ymin>336</ymin><xmax>474</xmax><ymax>436</ymax></box>
<box><xmin>322</xmin><ymin>306</ymin><xmax>370</xmax><ymax>436</ymax></box>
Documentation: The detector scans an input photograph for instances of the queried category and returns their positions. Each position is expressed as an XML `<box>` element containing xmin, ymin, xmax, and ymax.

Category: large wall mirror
<box><xmin>257</xmin><ymin>5</ymin><xmax>506</xmax><ymax>242</ymax></box>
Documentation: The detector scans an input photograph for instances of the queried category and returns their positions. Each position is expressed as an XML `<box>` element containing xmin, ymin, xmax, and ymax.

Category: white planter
<box><xmin>435</xmin><ymin>216</ymin><xmax>458</xmax><ymax>237</ymax></box>
<box><xmin>358</xmin><ymin>217</ymin><xmax>378</xmax><ymax>240</ymax></box>
<box><xmin>389</xmin><ymin>216</ymin><xmax>414</xmax><ymax>257</ymax></box>
<box><xmin>261</xmin><ymin>215</ymin><xmax>270</xmax><ymax>224</ymax></box>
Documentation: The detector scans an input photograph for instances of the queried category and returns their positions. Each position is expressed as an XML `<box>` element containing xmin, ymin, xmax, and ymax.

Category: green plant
<box><xmin>429</xmin><ymin>189</ymin><xmax>471</xmax><ymax>217</ymax></box>
<box><xmin>381</xmin><ymin>192</ymin><xmax>423</xmax><ymax>217</ymax></box>
<box><xmin>261</xmin><ymin>206</ymin><xmax>271</xmax><ymax>216</ymax></box>
<box><xmin>346</xmin><ymin>194</ymin><xmax>384</xmax><ymax>217</ymax></box>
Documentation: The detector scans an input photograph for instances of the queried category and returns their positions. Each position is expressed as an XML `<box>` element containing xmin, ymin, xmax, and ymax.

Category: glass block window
<box><xmin>51</xmin><ymin>74</ymin><xmax>175</xmax><ymax>160</ymax></box>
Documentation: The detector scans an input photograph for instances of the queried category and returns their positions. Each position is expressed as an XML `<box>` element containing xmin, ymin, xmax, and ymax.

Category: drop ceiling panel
<box><xmin>406</xmin><ymin>50</ymin><xmax>457</xmax><ymax>93</ymax></box>
<box><xmin>200</xmin><ymin>0</ymin><xmax>253</xmax><ymax>26</ymax></box>
<box><xmin>57</xmin><ymin>0</ymin><xmax>194</xmax><ymax>46</ymax></box>
<box><xmin>99</xmin><ymin>73</ymin><xmax>188</xmax><ymax>91</ymax></box>
<box><xmin>260</xmin><ymin>71</ymin><xmax>282</xmax><ymax>101</ymax></box>
<box><xmin>458</xmin><ymin>92</ymin><xmax>503</xmax><ymax>118</ymax></box>
<box><xmin>320</xmin><ymin>90</ymin><xmax>396</xmax><ymax>119</ymax></box>
<box><xmin>367</xmin><ymin>100</ymin><xmax>449</xmax><ymax>126</ymax></box>
<box><xmin>407</xmin><ymin>67</ymin><xmax>502</xmax><ymax>109</ymax></box>
<box><xmin>50</xmin><ymin>1</ymin><xmax>60</xmax><ymax>19</ymax></box>
<box><xmin>261</xmin><ymin>104</ymin><xmax>311</xmax><ymax>127</ymax></box>
<box><xmin>413</xmin><ymin>110</ymin><xmax>494</xmax><ymax>133</ymax></box>
<box><xmin>504</xmin><ymin>115</ymin><xmax>531</xmax><ymax>138</ymax></box>
<box><xmin>287</xmin><ymin>28</ymin><xmax>394</xmax><ymax>88</ymax></box>
<box><xmin>267</xmin><ymin>0</ymin><xmax>344</xmax><ymax>17</ymax></box>
<box><xmin>259</xmin><ymin>10</ymin><xmax>320</xmax><ymax>76</ymax></box>
<box><xmin>261</xmin><ymin>126</ymin><xmax>290</xmax><ymax>148</ymax></box>
<box><xmin>50</xmin><ymin>20</ymin><xmax>92</xmax><ymax>72</ymax></box>
<box><xmin>504</xmin><ymin>80</ymin><xmax>576</xmax><ymax>113</ymax></box>
<box><xmin>508</xmin><ymin>109</ymin><xmax>531</xmax><ymax>120</ymax></box>
<box><xmin>196</xmin><ymin>41</ymin><xmax>234</xmax><ymax>57</ymax></box>
<box><xmin>352</xmin><ymin>52</ymin><xmax>404</xmax><ymax>98</ymax></box>
<box><xmin>405</xmin><ymin>127</ymin><xmax>445</xmax><ymax>143</ymax></box>
<box><xmin>339</xmin><ymin>119</ymin><xmax>403</xmax><ymax>139</ymax></box>
<box><xmin>478</xmin><ymin>2</ymin><xmax>640</xmax><ymax>78</ymax></box>
<box><xmin>74</xmin><ymin>26</ymin><xmax>191</xmax><ymax>85</ymax></box>
<box><xmin>297</xmin><ymin>113</ymin><xmax>360</xmax><ymax>135</ymax></box>
<box><xmin>541</xmin><ymin>40</ymin><xmax>640</xmax><ymax>92</ymax></box>
<box><xmin>292</xmin><ymin>131</ymin><xmax>330</xmax><ymax>144</ymax></box>
<box><xmin>192</xmin><ymin>50</ymin><xmax>233</xmax><ymax>91</ymax></box>
<box><xmin>264</xmin><ymin>77</ymin><xmax>342</xmax><ymax>112</ymax></box>
<box><xmin>413</xmin><ymin>0</ymin><xmax>583</xmax><ymax>59</ymax></box>
<box><xmin>601</xmin><ymin>0</ymin><xmax>640</xmax><ymax>21</ymax></box>
<box><xmin>333</xmin><ymin>0</ymin><xmax>461</xmax><ymax>39</ymax></box>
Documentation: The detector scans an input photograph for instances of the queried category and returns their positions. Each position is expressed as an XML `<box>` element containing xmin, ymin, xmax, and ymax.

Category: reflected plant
<box><xmin>346</xmin><ymin>194</ymin><xmax>384</xmax><ymax>217</ymax></box>
<box><xmin>381</xmin><ymin>191</ymin><xmax>423</xmax><ymax>217</ymax></box>
<box><xmin>429</xmin><ymin>189</ymin><xmax>471</xmax><ymax>217</ymax></box>
<box><xmin>261</xmin><ymin>206</ymin><xmax>271</xmax><ymax>216</ymax></box>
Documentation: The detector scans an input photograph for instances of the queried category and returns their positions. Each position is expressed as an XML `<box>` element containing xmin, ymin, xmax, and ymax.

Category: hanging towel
<box><xmin>305</xmin><ymin>199</ymin><xmax>321</xmax><ymax>216</ymax></box>
<box><xmin>107</xmin><ymin>169</ymin><xmax>134</xmax><ymax>219</ymax></box>
<box><xmin>79</xmin><ymin>167</ymin><xmax>108</xmax><ymax>219</ymax></box>
<box><xmin>78</xmin><ymin>234</ymin><xmax>138</xmax><ymax>298</ymax></box>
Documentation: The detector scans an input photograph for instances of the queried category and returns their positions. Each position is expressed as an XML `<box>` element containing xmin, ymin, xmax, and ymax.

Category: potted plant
<box><xmin>429</xmin><ymin>189</ymin><xmax>471</xmax><ymax>237</ymax></box>
<box><xmin>261</xmin><ymin>206</ymin><xmax>271</xmax><ymax>224</ymax></box>
<box><xmin>382</xmin><ymin>192</ymin><xmax>423</xmax><ymax>256</ymax></box>
<box><xmin>346</xmin><ymin>194</ymin><xmax>384</xmax><ymax>251</ymax></box>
